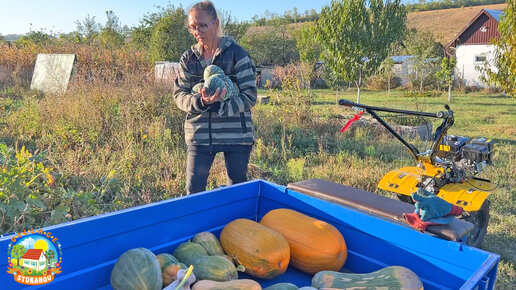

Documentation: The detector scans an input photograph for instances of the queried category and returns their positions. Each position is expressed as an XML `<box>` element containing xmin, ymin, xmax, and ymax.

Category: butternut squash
<box><xmin>260</xmin><ymin>208</ymin><xmax>347</xmax><ymax>274</ymax></box>
<box><xmin>192</xmin><ymin>279</ymin><xmax>262</xmax><ymax>290</ymax></box>
<box><xmin>311</xmin><ymin>266</ymin><xmax>423</xmax><ymax>290</ymax></box>
<box><xmin>220</xmin><ymin>219</ymin><xmax>290</xmax><ymax>279</ymax></box>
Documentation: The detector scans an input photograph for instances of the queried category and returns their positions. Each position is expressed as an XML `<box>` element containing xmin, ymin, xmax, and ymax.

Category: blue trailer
<box><xmin>0</xmin><ymin>179</ymin><xmax>500</xmax><ymax>289</ymax></box>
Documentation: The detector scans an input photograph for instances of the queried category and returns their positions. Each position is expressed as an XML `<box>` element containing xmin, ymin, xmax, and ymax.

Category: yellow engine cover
<box><xmin>378</xmin><ymin>166</ymin><xmax>495</xmax><ymax>212</ymax></box>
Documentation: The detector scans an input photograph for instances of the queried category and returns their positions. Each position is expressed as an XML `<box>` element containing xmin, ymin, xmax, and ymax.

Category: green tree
<box><xmin>316</xmin><ymin>0</ymin><xmax>406</xmax><ymax>102</ymax></box>
<box><xmin>99</xmin><ymin>11</ymin><xmax>126</xmax><ymax>49</ymax></box>
<box><xmin>241</xmin><ymin>20</ymin><xmax>299</xmax><ymax>66</ymax></box>
<box><xmin>479</xmin><ymin>0</ymin><xmax>515</xmax><ymax>97</ymax></box>
<box><xmin>380</xmin><ymin>56</ymin><xmax>395</xmax><ymax>95</ymax></box>
<box><xmin>294</xmin><ymin>22</ymin><xmax>322</xmax><ymax>89</ymax></box>
<box><xmin>403</xmin><ymin>29</ymin><xmax>443</xmax><ymax>91</ymax></box>
<box><xmin>148</xmin><ymin>6</ymin><xmax>194</xmax><ymax>62</ymax></box>
<box><xmin>436</xmin><ymin>56</ymin><xmax>457</xmax><ymax>101</ymax></box>
<box><xmin>219</xmin><ymin>10</ymin><xmax>250</xmax><ymax>42</ymax></box>
<box><xmin>75</xmin><ymin>14</ymin><xmax>99</xmax><ymax>44</ymax></box>
<box><xmin>11</xmin><ymin>244</ymin><xmax>26</xmax><ymax>260</ymax></box>
<box><xmin>16</xmin><ymin>29</ymin><xmax>51</xmax><ymax>46</ymax></box>
<box><xmin>44</xmin><ymin>249</ymin><xmax>55</xmax><ymax>261</ymax></box>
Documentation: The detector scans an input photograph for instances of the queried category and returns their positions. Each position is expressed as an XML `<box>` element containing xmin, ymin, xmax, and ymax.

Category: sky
<box><xmin>0</xmin><ymin>0</ymin><xmax>333</xmax><ymax>35</ymax></box>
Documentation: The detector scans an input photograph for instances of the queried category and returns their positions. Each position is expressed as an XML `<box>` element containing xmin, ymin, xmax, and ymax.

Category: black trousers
<box><xmin>186</xmin><ymin>147</ymin><xmax>252</xmax><ymax>194</ymax></box>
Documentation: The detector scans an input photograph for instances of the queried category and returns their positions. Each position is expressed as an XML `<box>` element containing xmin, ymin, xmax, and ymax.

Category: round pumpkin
<box><xmin>204</xmin><ymin>75</ymin><xmax>227</xmax><ymax>97</ymax></box>
<box><xmin>193</xmin><ymin>255</ymin><xmax>240</xmax><ymax>281</ymax></box>
<box><xmin>110</xmin><ymin>247</ymin><xmax>162</xmax><ymax>290</ymax></box>
<box><xmin>204</xmin><ymin>64</ymin><xmax>225</xmax><ymax>80</ymax></box>
<box><xmin>260</xmin><ymin>208</ymin><xmax>347</xmax><ymax>274</ymax></box>
<box><xmin>173</xmin><ymin>242</ymin><xmax>208</xmax><ymax>266</ymax></box>
<box><xmin>157</xmin><ymin>253</ymin><xmax>186</xmax><ymax>287</ymax></box>
<box><xmin>192</xmin><ymin>232</ymin><xmax>225</xmax><ymax>256</ymax></box>
<box><xmin>220</xmin><ymin>218</ymin><xmax>290</xmax><ymax>279</ymax></box>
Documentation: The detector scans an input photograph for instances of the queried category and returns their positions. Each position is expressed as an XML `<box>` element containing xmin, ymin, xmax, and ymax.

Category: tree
<box><xmin>380</xmin><ymin>56</ymin><xmax>395</xmax><ymax>95</ymax></box>
<box><xmin>436</xmin><ymin>56</ymin><xmax>456</xmax><ymax>101</ymax></box>
<box><xmin>11</xmin><ymin>244</ymin><xmax>25</xmax><ymax>260</ymax></box>
<box><xmin>294</xmin><ymin>22</ymin><xmax>322</xmax><ymax>89</ymax></box>
<box><xmin>219</xmin><ymin>10</ymin><xmax>250</xmax><ymax>42</ymax></box>
<box><xmin>316</xmin><ymin>0</ymin><xmax>406</xmax><ymax>102</ymax></box>
<box><xmin>479</xmin><ymin>0</ymin><xmax>515</xmax><ymax>97</ymax></box>
<box><xmin>403</xmin><ymin>29</ymin><xmax>443</xmax><ymax>91</ymax></box>
<box><xmin>240</xmin><ymin>19</ymin><xmax>299</xmax><ymax>66</ymax></box>
<box><xmin>75</xmin><ymin>15</ymin><xmax>99</xmax><ymax>44</ymax></box>
<box><xmin>148</xmin><ymin>6</ymin><xmax>195</xmax><ymax>62</ymax></box>
<box><xmin>99</xmin><ymin>11</ymin><xmax>126</xmax><ymax>49</ymax></box>
<box><xmin>16</xmin><ymin>29</ymin><xmax>51</xmax><ymax>46</ymax></box>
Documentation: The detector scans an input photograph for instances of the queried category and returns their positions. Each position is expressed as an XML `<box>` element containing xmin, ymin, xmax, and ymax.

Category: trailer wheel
<box><xmin>461</xmin><ymin>200</ymin><xmax>490</xmax><ymax>248</ymax></box>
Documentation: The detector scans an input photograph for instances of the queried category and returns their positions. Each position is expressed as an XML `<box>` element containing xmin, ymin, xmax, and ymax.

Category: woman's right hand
<box><xmin>200</xmin><ymin>87</ymin><xmax>227</xmax><ymax>105</ymax></box>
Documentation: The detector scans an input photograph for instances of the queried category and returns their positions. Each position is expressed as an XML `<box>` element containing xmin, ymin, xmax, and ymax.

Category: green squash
<box><xmin>312</xmin><ymin>266</ymin><xmax>423</xmax><ymax>290</ymax></box>
<box><xmin>204</xmin><ymin>75</ymin><xmax>227</xmax><ymax>97</ymax></box>
<box><xmin>264</xmin><ymin>282</ymin><xmax>299</xmax><ymax>290</ymax></box>
<box><xmin>157</xmin><ymin>253</ymin><xmax>187</xmax><ymax>287</ymax></box>
<box><xmin>193</xmin><ymin>255</ymin><xmax>243</xmax><ymax>281</ymax></box>
<box><xmin>173</xmin><ymin>242</ymin><xmax>208</xmax><ymax>266</ymax></box>
<box><xmin>204</xmin><ymin>65</ymin><xmax>225</xmax><ymax>80</ymax></box>
<box><xmin>192</xmin><ymin>232</ymin><xmax>225</xmax><ymax>256</ymax></box>
<box><xmin>192</xmin><ymin>83</ymin><xmax>204</xmax><ymax>94</ymax></box>
<box><xmin>110</xmin><ymin>247</ymin><xmax>162</xmax><ymax>290</ymax></box>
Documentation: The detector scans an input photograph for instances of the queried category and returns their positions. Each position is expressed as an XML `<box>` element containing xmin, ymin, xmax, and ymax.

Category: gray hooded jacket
<box><xmin>174</xmin><ymin>36</ymin><xmax>257</xmax><ymax>147</ymax></box>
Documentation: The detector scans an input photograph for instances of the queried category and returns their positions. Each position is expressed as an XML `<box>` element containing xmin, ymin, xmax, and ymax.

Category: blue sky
<box><xmin>0</xmin><ymin>0</ymin><xmax>334</xmax><ymax>35</ymax></box>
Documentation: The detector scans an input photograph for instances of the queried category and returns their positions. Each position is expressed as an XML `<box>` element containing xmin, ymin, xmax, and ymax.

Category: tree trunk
<box><xmin>356</xmin><ymin>71</ymin><xmax>362</xmax><ymax>103</ymax></box>
<box><xmin>388</xmin><ymin>73</ymin><xmax>391</xmax><ymax>96</ymax></box>
<box><xmin>448</xmin><ymin>84</ymin><xmax>452</xmax><ymax>102</ymax></box>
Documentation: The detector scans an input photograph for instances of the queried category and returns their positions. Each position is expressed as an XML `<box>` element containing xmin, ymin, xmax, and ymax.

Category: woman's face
<box><xmin>187</xmin><ymin>9</ymin><xmax>219</xmax><ymax>47</ymax></box>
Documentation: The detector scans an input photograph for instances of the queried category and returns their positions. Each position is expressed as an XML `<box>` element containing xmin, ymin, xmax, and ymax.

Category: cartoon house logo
<box><xmin>7</xmin><ymin>229</ymin><xmax>63</xmax><ymax>286</ymax></box>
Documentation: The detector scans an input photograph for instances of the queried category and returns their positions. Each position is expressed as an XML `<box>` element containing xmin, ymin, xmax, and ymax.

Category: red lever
<box><xmin>340</xmin><ymin>111</ymin><xmax>364</xmax><ymax>133</ymax></box>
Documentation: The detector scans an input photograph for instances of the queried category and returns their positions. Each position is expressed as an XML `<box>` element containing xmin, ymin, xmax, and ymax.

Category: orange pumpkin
<box><xmin>220</xmin><ymin>219</ymin><xmax>290</xmax><ymax>279</ymax></box>
<box><xmin>260</xmin><ymin>208</ymin><xmax>347</xmax><ymax>274</ymax></box>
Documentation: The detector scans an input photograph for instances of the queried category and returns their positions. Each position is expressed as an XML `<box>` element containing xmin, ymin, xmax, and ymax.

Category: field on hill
<box><xmin>407</xmin><ymin>3</ymin><xmax>508</xmax><ymax>44</ymax></box>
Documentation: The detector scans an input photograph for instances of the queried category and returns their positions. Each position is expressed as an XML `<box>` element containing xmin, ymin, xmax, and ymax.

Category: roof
<box><xmin>484</xmin><ymin>9</ymin><xmax>504</xmax><ymax>21</ymax></box>
<box><xmin>390</xmin><ymin>55</ymin><xmax>413</xmax><ymax>63</ymax></box>
<box><xmin>21</xmin><ymin>249</ymin><xmax>44</xmax><ymax>260</ymax></box>
<box><xmin>447</xmin><ymin>9</ymin><xmax>504</xmax><ymax>48</ymax></box>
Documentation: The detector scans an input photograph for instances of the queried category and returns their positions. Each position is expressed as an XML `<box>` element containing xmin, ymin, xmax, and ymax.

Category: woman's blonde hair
<box><xmin>188</xmin><ymin>1</ymin><xmax>222</xmax><ymax>36</ymax></box>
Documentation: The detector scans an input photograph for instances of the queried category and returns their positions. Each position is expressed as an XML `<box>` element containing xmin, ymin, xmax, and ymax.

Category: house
<box><xmin>20</xmin><ymin>249</ymin><xmax>47</xmax><ymax>271</ymax></box>
<box><xmin>389</xmin><ymin>56</ymin><xmax>440</xmax><ymax>87</ymax></box>
<box><xmin>446</xmin><ymin>9</ymin><xmax>504</xmax><ymax>87</ymax></box>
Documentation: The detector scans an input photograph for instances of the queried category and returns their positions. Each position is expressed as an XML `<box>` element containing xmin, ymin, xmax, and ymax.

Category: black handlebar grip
<box><xmin>339</xmin><ymin>99</ymin><xmax>355</xmax><ymax>107</ymax></box>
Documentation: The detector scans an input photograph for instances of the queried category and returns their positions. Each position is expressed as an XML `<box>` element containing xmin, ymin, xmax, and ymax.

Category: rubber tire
<box><xmin>394</xmin><ymin>193</ymin><xmax>414</xmax><ymax>204</ymax></box>
<box><xmin>461</xmin><ymin>200</ymin><xmax>490</xmax><ymax>248</ymax></box>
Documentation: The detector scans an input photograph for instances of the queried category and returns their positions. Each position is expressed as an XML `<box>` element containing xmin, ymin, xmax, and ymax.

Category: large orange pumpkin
<box><xmin>219</xmin><ymin>218</ymin><xmax>290</xmax><ymax>279</ymax></box>
<box><xmin>260</xmin><ymin>208</ymin><xmax>347</xmax><ymax>274</ymax></box>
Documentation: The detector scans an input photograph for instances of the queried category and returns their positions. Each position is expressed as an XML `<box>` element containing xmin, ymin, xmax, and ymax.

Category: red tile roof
<box><xmin>21</xmin><ymin>249</ymin><xmax>44</xmax><ymax>260</ymax></box>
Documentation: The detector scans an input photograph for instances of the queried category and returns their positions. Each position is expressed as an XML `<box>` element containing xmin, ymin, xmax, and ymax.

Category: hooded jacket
<box><xmin>174</xmin><ymin>36</ymin><xmax>257</xmax><ymax>148</ymax></box>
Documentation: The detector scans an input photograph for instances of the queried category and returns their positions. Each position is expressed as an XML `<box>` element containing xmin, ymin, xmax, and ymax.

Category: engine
<box><xmin>435</xmin><ymin>135</ymin><xmax>494</xmax><ymax>176</ymax></box>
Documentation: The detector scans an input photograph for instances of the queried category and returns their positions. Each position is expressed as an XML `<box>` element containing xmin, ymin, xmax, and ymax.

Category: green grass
<box><xmin>1</xmin><ymin>85</ymin><xmax>515</xmax><ymax>287</ymax></box>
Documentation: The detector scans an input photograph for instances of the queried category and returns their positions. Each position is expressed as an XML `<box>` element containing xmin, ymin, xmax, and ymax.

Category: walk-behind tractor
<box><xmin>339</xmin><ymin>100</ymin><xmax>496</xmax><ymax>247</ymax></box>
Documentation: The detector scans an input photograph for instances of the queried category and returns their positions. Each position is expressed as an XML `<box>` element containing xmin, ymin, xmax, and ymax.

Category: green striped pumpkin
<box><xmin>110</xmin><ymin>247</ymin><xmax>162</xmax><ymax>290</ymax></box>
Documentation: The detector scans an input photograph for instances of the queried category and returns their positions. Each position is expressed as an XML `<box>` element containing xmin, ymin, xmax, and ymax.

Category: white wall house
<box><xmin>455</xmin><ymin>44</ymin><xmax>497</xmax><ymax>87</ymax></box>
<box><xmin>447</xmin><ymin>9</ymin><xmax>504</xmax><ymax>87</ymax></box>
<box><xmin>21</xmin><ymin>249</ymin><xmax>47</xmax><ymax>271</ymax></box>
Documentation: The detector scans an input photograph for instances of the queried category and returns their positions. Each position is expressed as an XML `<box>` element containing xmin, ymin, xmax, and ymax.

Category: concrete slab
<box><xmin>30</xmin><ymin>54</ymin><xmax>76</xmax><ymax>93</ymax></box>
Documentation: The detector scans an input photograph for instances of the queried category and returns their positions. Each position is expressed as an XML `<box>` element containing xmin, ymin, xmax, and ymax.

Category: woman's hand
<box><xmin>200</xmin><ymin>86</ymin><xmax>227</xmax><ymax>105</ymax></box>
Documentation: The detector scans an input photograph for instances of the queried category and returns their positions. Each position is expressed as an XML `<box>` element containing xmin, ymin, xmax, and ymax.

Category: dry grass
<box><xmin>407</xmin><ymin>3</ymin><xmax>508</xmax><ymax>45</ymax></box>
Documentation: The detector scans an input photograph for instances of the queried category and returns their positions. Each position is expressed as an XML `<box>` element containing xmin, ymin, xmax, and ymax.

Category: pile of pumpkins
<box><xmin>110</xmin><ymin>208</ymin><xmax>423</xmax><ymax>290</ymax></box>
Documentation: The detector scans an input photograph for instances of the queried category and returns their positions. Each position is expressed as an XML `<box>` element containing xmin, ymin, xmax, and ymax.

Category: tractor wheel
<box><xmin>461</xmin><ymin>200</ymin><xmax>490</xmax><ymax>248</ymax></box>
<box><xmin>394</xmin><ymin>193</ymin><xmax>414</xmax><ymax>204</ymax></box>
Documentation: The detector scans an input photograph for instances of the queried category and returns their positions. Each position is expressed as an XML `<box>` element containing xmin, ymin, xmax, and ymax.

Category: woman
<box><xmin>174</xmin><ymin>1</ymin><xmax>257</xmax><ymax>194</ymax></box>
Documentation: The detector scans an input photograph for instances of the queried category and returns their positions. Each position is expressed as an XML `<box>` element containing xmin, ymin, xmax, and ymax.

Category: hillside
<box><xmin>407</xmin><ymin>3</ymin><xmax>508</xmax><ymax>45</ymax></box>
